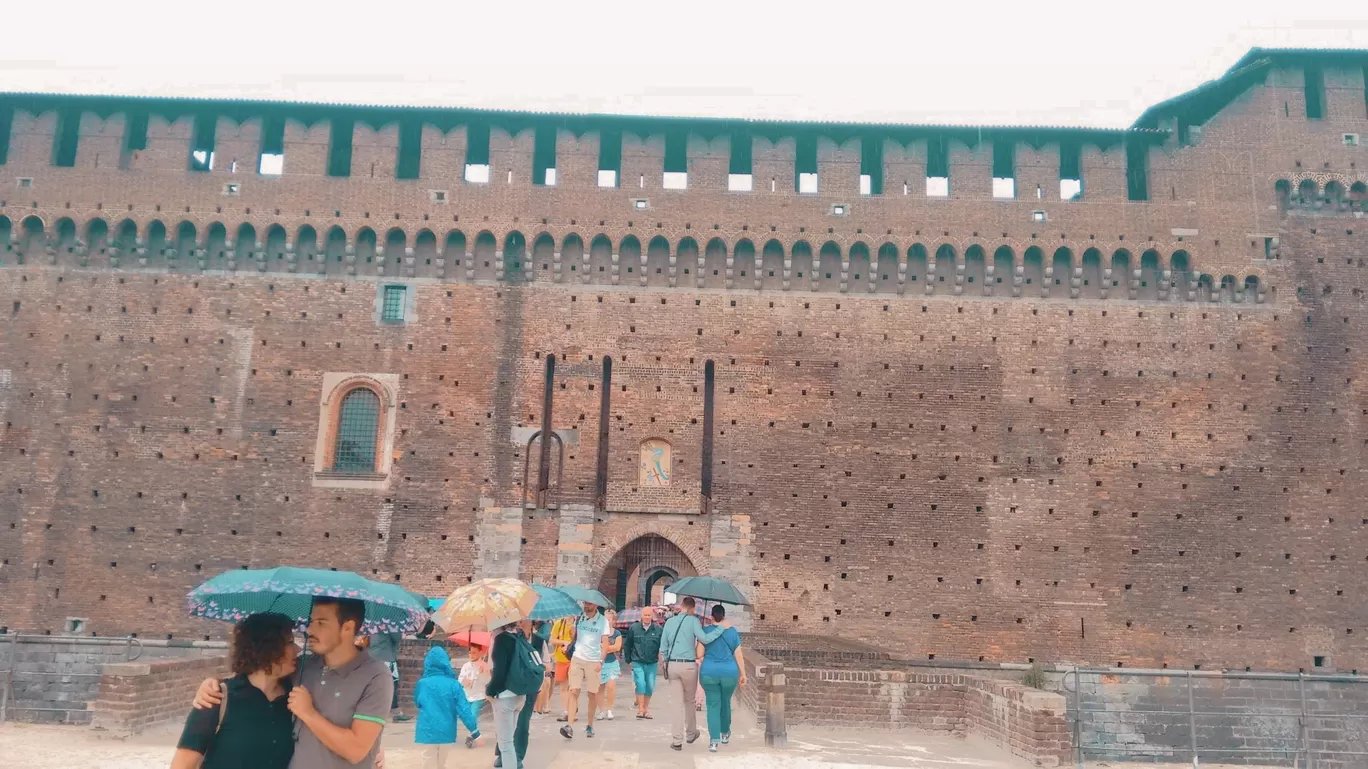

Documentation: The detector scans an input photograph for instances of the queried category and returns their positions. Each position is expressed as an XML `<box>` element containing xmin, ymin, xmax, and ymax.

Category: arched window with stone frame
<box><xmin>313</xmin><ymin>374</ymin><xmax>401</xmax><ymax>489</ymax></box>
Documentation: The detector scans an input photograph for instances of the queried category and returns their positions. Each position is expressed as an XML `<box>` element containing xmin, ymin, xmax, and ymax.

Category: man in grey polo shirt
<box><xmin>193</xmin><ymin>597</ymin><xmax>393</xmax><ymax>769</ymax></box>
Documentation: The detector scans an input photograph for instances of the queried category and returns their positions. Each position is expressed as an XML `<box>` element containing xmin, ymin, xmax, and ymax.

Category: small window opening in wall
<box><xmin>1031</xmin><ymin>210</ymin><xmax>1047</xmax><ymax>222</ymax></box>
<box><xmin>1305</xmin><ymin>65</ymin><xmax>1326</xmax><ymax>119</ymax></box>
<box><xmin>506</xmin><ymin>170</ymin><xmax>513</xmax><ymax>184</ymax></box>
<box><xmin>1344</xmin><ymin>134</ymin><xmax>1359</xmax><ymax>147</ymax></box>
<box><xmin>222</xmin><ymin>183</ymin><xmax>241</xmax><ymax>197</ymax></box>
<box><xmin>64</xmin><ymin>617</ymin><xmax>87</xmax><ymax>634</ymax></box>
<box><xmin>1264</xmin><ymin>237</ymin><xmax>1275</xmax><ymax>259</ymax></box>
<box><xmin>258</xmin><ymin>153</ymin><xmax>284</xmax><ymax>176</ymax></box>
<box><xmin>728</xmin><ymin>173</ymin><xmax>753</xmax><ymax>192</ymax></box>
<box><xmin>532</xmin><ymin>123</ymin><xmax>556</xmax><ymax>186</ymax></box>
<box><xmin>632</xmin><ymin>199</ymin><xmax>649</xmax><ymax>210</ymax></box>
<box><xmin>382</xmin><ymin>285</ymin><xmax>407</xmax><ymax>323</ymax></box>
<box><xmin>992</xmin><ymin>141</ymin><xmax>1015</xmax><ymax>199</ymax></box>
<box><xmin>16</xmin><ymin>177</ymin><xmax>32</xmax><ymax>188</ymax></box>
<box><xmin>429</xmin><ymin>189</ymin><xmax>448</xmax><ymax>203</ymax></box>
<box><xmin>830</xmin><ymin>204</ymin><xmax>847</xmax><ymax>216</ymax></box>
<box><xmin>258</xmin><ymin>115</ymin><xmax>285</xmax><ymax>175</ymax></box>
<box><xmin>1314</xmin><ymin>655</ymin><xmax>1327</xmax><ymax>668</ymax></box>
<box><xmin>926</xmin><ymin>176</ymin><xmax>949</xmax><ymax>197</ymax></box>
<box><xmin>798</xmin><ymin>172</ymin><xmax>819</xmax><ymax>194</ymax></box>
<box><xmin>663</xmin><ymin>129</ymin><xmax>688</xmax><ymax>188</ymax></box>
<box><xmin>597</xmin><ymin>128</ymin><xmax>621</xmax><ymax>187</ymax></box>
<box><xmin>189</xmin><ymin>113</ymin><xmax>216</xmax><ymax>172</ymax></box>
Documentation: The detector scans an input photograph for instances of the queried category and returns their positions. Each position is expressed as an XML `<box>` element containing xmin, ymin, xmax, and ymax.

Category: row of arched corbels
<box><xmin>1275</xmin><ymin>175</ymin><xmax>1368</xmax><ymax>212</ymax></box>
<box><xmin>0</xmin><ymin>213</ymin><xmax>1272</xmax><ymax>303</ymax></box>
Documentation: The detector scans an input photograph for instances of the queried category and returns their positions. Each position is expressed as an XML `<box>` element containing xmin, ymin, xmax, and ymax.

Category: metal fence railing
<box><xmin>0</xmin><ymin>633</ymin><xmax>143</xmax><ymax>723</ymax></box>
<box><xmin>1063</xmin><ymin>667</ymin><xmax>1368</xmax><ymax>768</ymax></box>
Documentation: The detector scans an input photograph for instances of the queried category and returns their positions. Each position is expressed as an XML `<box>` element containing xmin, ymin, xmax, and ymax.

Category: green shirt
<box><xmin>177</xmin><ymin>674</ymin><xmax>294</xmax><ymax>769</ymax></box>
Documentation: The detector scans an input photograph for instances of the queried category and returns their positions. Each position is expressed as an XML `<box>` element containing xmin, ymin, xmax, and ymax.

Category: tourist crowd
<box><xmin>172</xmin><ymin>595</ymin><xmax>744</xmax><ymax>769</ymax></box>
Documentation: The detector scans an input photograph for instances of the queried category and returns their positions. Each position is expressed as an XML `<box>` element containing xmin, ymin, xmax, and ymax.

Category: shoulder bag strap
<box><xmin>215</xmin><ymin>680</ymin><xmax>229</xmax><ymax>733</ymax></box>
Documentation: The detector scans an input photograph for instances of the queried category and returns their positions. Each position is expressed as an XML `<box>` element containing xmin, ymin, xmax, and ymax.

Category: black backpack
<box><xmin>504</xmin><ymin>632</ymin><xmax>546</xmax><ymax>697</ymax></box>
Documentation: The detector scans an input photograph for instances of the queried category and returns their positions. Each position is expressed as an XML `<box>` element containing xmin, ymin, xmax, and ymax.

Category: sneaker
<box><xmin>721</xmin><ymin>733</ymin><xmax>730</xmax><ymax>744</ymax></box>
<box><xmin>605</xmin><ymin>710</ymin><xmax>615</xmax><ymax>721</ymax></box>
<box><xmin>560</xmin><ymin>725</ymin><xmax>573</xmax><ymax>739</ymax></box>
<box><xmin>709</xmin><ymin>742</ymin><xmax>719</xmax><ymax>752</ymax></box>
<box><xmin>392</xmin><ymin>713</ymin><xmax>413</xmax><ymax>723</ymax></box>
<box><xmin>670</xmin><ymin>743</ymin><xmax>683</xmax><ymax>751</ymax></box>
<box><xmin>585</xmin><ymin>726</ymin><xmax>595</xmax><ymax>738</ymax></box>
<box><xmin>556</xmin><ymin>714</ymin><xmax>569</xmax><ymax>722</ymax></box>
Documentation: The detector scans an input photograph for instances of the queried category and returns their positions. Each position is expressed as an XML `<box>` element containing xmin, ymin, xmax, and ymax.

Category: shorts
<box><xmin>568</xmin><ymin>658</ymin><xmax>602</xmax><ymax>694</ymax></box>
<box><xmin>632</xmin><ymin>661</ymin><xmax>658</xmax><ymax>697</ymax></box>
<box><xmin>600</xmin><ymin>660</ymin><xmax>621</xmax><ymax>684</ymax></box>
<box><xmin>554</xmin><ymin>659</ymin><xmax>569</xmax><ymax>683</ymax></box>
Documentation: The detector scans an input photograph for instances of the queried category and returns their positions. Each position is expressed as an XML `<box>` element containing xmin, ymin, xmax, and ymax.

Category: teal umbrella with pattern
<box><xmin>188</xmin><ymin>566</ymin><xmax>429</xmax><ymax>635</ymax></box>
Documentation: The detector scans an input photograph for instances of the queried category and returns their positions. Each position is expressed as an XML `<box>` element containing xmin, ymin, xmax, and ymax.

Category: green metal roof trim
<box><xmin>0</xmin><ymin>91</ymin><xmax>1166</xmax><ymax>152</ymax></box>
<box><xmin>1133</xmin><ymin>47</ymin><xmax>1368</xmax><ymax>130</ymax></box>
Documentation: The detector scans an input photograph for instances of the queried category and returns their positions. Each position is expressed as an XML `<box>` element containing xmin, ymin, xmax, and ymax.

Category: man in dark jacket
<box><xmin>621</xmin><ymin>607</ymin><xmax>664</xmax><ymax>719</ymax></box>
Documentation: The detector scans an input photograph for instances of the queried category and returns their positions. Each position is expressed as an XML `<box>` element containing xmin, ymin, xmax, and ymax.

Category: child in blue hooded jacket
<box><xmin>415</xmin><ymin>646</ymin><xmax>482</xmax><ymax>768</ymax></box>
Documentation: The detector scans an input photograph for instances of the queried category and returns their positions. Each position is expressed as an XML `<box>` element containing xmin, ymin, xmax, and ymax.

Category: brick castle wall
<box><xmin>1</xmin><ymin>59</ymin><xmax>1367</xmax><ymax>673</ymax></box>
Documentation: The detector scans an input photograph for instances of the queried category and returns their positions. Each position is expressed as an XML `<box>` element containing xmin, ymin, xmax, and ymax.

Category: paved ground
<box><xmin>0</xmin><ymin>673</ymin><xmax>1035</xmax><ymax>769</ymax></box>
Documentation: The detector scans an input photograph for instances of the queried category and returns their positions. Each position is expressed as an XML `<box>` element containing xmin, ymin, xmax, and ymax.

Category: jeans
<box><xmin>631</xmin><ymin>662</ymin><xmax>658</xmax><ymax>697</ymax></box>
<box><xmin>494</xmin><ymin>691</ymin><xmax>536</xmax><ymax>764</ymax></box>
<box><xmin>491</xmin><ymin>694</ymin><xmax>526</xmax><ymax>767</ymax></box>
<box><xmin>700</xmin><ymin>674</ymin><xmax>738</xmax><ymax>741</ymax></box>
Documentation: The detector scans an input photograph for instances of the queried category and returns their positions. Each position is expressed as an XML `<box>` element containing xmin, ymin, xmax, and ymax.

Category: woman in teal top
<box><xmin>695</xmin><ymin>604</ymin><xmax>746</xmax><ymax>753</ymax></box>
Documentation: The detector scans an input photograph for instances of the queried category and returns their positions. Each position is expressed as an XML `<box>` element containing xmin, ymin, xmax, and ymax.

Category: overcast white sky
<box><xmin>3</xmin><ymin>2</ymin><xmax>1368</xmax><ymax>128</ymax></box>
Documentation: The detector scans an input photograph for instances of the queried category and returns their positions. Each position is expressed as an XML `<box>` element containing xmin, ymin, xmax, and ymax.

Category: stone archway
<box><xmin>595</xmin><ymin>534</ymin><xmax>698</xmax><ymax>610</ymax></box>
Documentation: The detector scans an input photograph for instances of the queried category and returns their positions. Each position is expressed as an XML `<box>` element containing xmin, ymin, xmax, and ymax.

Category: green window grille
<box><xmin>381</xmin><ymin>285</ymin><xmax>406</xmax><ymax>322</ymax></box>
<box><xmin>333</xmin><ymin>389</ymin><xmax>380</xmax><ymax>473</ymax></box>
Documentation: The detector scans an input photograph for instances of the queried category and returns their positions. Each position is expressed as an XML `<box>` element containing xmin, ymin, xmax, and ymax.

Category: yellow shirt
<box><xmin>551</xmin><ymin>617</ymin><xmax>575</xmax><ymax>664</ymax></box>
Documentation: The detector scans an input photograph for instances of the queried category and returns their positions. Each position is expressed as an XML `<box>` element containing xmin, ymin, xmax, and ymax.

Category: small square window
<box><xmin>632</xmin><ymin>198</ymin><xmax>649</xmax><ymax>210</ymax></box>
<box><xmin>1031</xmin><ymin>210</ymin><xmax>1047</xmax><ymax>222</ymax></box>
<box><xmin>429</xmin><ymin>189</ymin><xmax>448</xmax><ymax>203</ymax></box>
<box><xmin>1344</xmin><ymin>134</ymin><xmax>1359</xmax><ymax>147</ymax></box>
<box><xmin>830</xmin><ymin>204</ymin><xmax>848</xmax><ymax>216</ymax></box>
<box><xmin>598</xmin><ymin>169</ymin><xmax>618</xmax><ymax>188</ymax></box>
<box><xmin>222</xmin><ymin>183</ymin><xmax>241</xmax><ymax>197</ymax></box>
<box><xmin>382</xmin><ymin>285</ymin><xmax>407</xmax><ymax>323</ymax></box>
<box><xmin>258</xmin><ymin>153</ymin><xmax>284</xmax><ymax>176</ymax></box>
<box><xmin>16</xmin><ymin>177</ymin><xmax>33</xmax><ymax>188</ymax></box>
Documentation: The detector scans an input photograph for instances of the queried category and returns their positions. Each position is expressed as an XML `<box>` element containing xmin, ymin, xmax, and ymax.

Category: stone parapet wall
<box><xmin>88</xmin><ymin>654</ymin><xmax>228</xmax><ymax>735</ymax></box>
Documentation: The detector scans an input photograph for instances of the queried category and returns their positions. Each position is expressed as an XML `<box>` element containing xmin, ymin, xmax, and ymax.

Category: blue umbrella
<box><xmin>529</xmin><ymin>585</ymin><xmax>581</xmax><ymax>621</ymax></box>
<box><xmin>187</xmin><ymin>566</ymin><xmax>430</xmax><ymax>635</ymax></box>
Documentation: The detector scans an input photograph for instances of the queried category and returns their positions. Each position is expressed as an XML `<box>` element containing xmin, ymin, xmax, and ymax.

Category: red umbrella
<box><xmin>446</xmin><ymin>629</ymin><xmax>493</xmax><ymax>648</ymax></box>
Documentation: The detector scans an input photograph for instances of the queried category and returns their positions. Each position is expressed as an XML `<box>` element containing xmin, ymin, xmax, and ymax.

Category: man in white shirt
<box><xmin>559</xmin><ymin>602</ymin><xmax>612</xmax><ymax>739</ymax></box>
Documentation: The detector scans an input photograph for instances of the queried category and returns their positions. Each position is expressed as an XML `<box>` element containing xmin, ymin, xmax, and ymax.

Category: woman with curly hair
<box><xmin>171</xmin><ymin>612</ymin><xmax>299</xmax><ymax>769</ymax></box>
